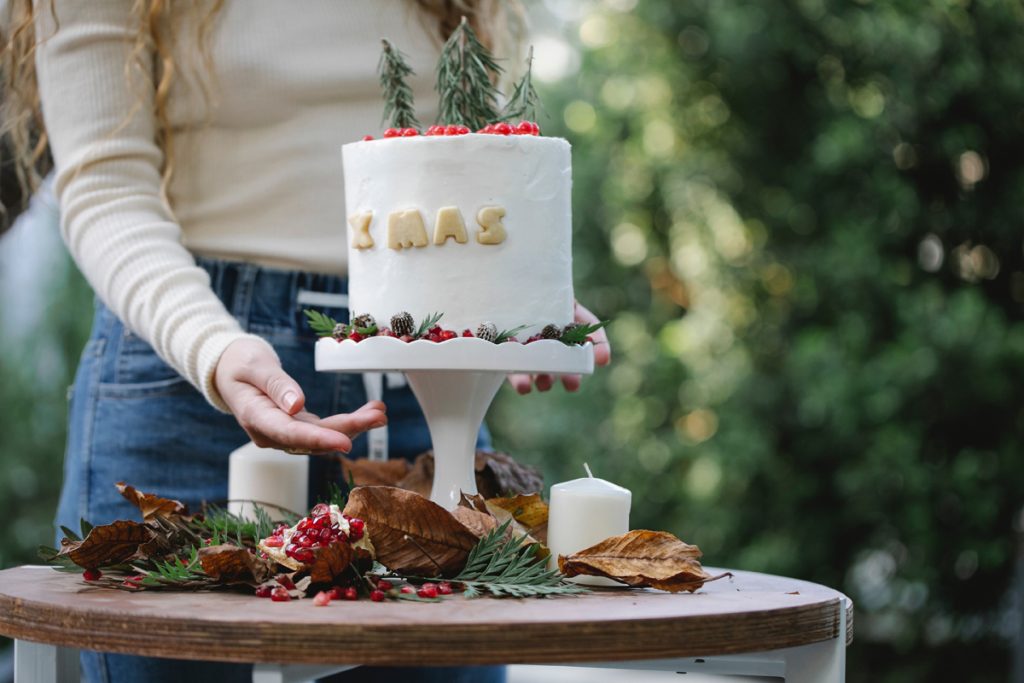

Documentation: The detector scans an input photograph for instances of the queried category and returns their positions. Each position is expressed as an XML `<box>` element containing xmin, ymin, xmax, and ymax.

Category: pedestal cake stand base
<box><xmin>316</xmin><ymin>337</ymin><xmax>595</xmax><ymax>508</ymax></box>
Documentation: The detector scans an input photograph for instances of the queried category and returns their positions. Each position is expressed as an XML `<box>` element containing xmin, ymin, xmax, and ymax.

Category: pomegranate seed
<box><xmin>427</xmin><ymin>333</ymin><xmax>441</xmax><ymax>343</ymax></box>
<box><xmin>526</xmin><ymin>334</ymin><xmax>542</xmax><ymax>344</ymax></box>
<box><xmin>383</xmin><ymin>128</ymin><xmax>400</xmax><ymax>138</ymax></box>
<box><xmin>271</xmin><ymin>586</ymin><xmax>292</xmax><ymax>602</ymax></box>
<box><xmin>313</xmin><ymin>591</ymin><xmax>332</xmax><ymax>606</ymax></box>
<box><xmin>292</xmin><ymin>547</ymin><xmax>314</xmax><ymax>563</ymax></box>
<box><xmin>417</xmin><ymin>583</ymin><xmax>439</xmax><ymax>599</ymax></box>
<box><xmin>438</xmin><ymin>581</ymin><xmax>453</xmax><ymax>595</ymax></box>
<box><xmin>255</xmin><ymin>585</ymin><xmax>274</xmax><ymax>598</ymax></box>
<box><xmin>462</xmin><ymin>329</ymin><xmax>474</xmax><ymax>337</ymax></box>
<box><xmin>456</xmin><ymin>125</ymin><xmax>470</xmax><ymax>135</ymax></box>
<box><xmin>349</xmin><ymin>518</ymin><xmax>364</xmax><ymax>535</ymax></box>
<box><xmin>400</xmin><ymin>585</ymin><xmax>415</xmax><ymax>594</ymax></box>
<box><xmin>315</xmin><ymin>515</ymin><xmax>332</xmax><ymax>528</ymax></box>
<box><xmin>348</xmin><ymin>331</ymin><xmax>364</xmax><ymax>342</ymax></box>
<box><xmin>362</xmin><ymin>135</ymin><xmax>374</xmax><ymax>141</ymax></box>
<box><xmin>311</xmin><ymin>503</ymin><xmax>329</xmax><ymax>516</ymax></box>
<box><xmin>377</xmin><ymin>579</ymin><xmax>392</xmax><ymax>592</ymax></box>
<box><xmin>263</xmin><ymin>536</ymin><xmax>284</xmax><ymax>547</ymax></box>
<box><xmin>272</xmin><ymin>524</ymin><xmax>288</xmax><ymax>537</ymax></box>
<box><xmin>440</xmin><ymin>330</ymin><xmax>457</xmax><ymax>341</ymax></box>
<box><xmin>295</xmin><ymin>534</ymin><xmax>314</xmax><ymax>548</ymax></box>
<box><xmin>495</xmin><ymin>122</ymin><xmax>513</xmax><ymax>135</ymax></box>
<box><xmin>516</xmin><ymin>121</ymin><xmax>533</xmax><ymax>135</ymax></box>
<box><xmin>343</xmin><ymin>586</ymin><xmax>359</xmax><ymax>601</ymax></box>
<box><xmin>297</xmin><ymin>518</ymin><xmax>313</xmax><ymax>531</ymax></box>
<box><xmin>83</xmin><ymin>568</ymin><xmax>102</xmax><ymax>581</ymax></box>
<box><xmin>379</xmin><ymin>327</ymin><xmax>395</xmax><ymax>337</ymax></box>
<box><xmin>402</xmin><ymin>128</ymin><xmax>419</xmax><ymax>136</ymax></box>
<box><xmin>370</xmin><ymin>590</ymin><xmax>386</xmax><ymax>602</ymax></box>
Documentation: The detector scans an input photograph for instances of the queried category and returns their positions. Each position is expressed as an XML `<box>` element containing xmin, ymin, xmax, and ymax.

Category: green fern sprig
<box><xmin>304</xmin><ymin>309</ymin><xmax>340</xmax><ymax>337</ymax></box>
<box><xmin>435</xmin><ymin>16</ymin><xmax>503</xmax><ymax>130</ymax></box>
<box><xmin>452</xmin><ymin>521</ymin><xmax>588</xmax><ymax>598</ymax></box>
<box><xmin>414</xmin><ymin>312</ymin><xmax>444</xmax><ymax>338</ymax></box>
<box><xmin>379</xmin><ymin>38</ymin><xmax>421</xmax><ymax>130</ymax></box>
<box><xmin>502</xmin><ymin>46</ymin><xmax>540</xmax><ymax>122</ymax></box>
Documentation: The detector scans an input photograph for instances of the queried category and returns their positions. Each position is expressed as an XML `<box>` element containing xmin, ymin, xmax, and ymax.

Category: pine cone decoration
<box><xmin>540</xmin><ymin>324</ymin><xmax>561</xmax><ymax>339</ymax></box>
<box><xmin>331</xmin><ymin>323</ymin><xmax>348</xmax><ymax>340</ymax></box>
<box><xmin>391</xmin><ymin>311</ymin><xmax>415</xmax><ymax>336</ymax></box>
<box><xmin>561</xmin><ymin>322</ymin><xmax>581</xmax><ymax>336</ymax></box>
<box><xmin>476</xmin><ymin>322</ymin><xmax>498</xmax><ymax>343</ymax></box>
<box><xmin>351</xmin><ymin>313</ymin><xmax>377</xmax><ymax>331</ymax></box>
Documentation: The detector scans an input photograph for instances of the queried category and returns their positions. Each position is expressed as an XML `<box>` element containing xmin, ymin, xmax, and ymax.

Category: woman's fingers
<box><xmin>236</xmin><ymin>356</ymin><xmax>306</xmax><ymax>415</ymax></box>
<box><xmin>574</xmin><ymin>301</ymin><xmax>611</xmax><ymax>366</ymax></box>
<box><xmin>560</xmin><ymin>374</ymin><xmax>581</xmax><ymax>392</ymax></box>
<box><xmin>508</xmin><ymin>373</ymin><xmax>533</xmax><ymax>394</ymax></box>
<box><xmin>534</xmin><ymin>373</ymin><xmax>554</xmax><ymax>392</ymax></box>
<box><xmin>318</xmin><ymin>403</ymin><xmax>388</xmax><ymax>435</ymax></box>
<box><xmin>233</xmin><ymin>384</ymin><xmax>352</xmax><ymax>452</ymax></box>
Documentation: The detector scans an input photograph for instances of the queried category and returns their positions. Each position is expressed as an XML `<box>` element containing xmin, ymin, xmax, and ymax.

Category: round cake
<box><xmin>342</xmin><ymin>134</ymin><xmax>574</xmax><ymax>338</ymax></box>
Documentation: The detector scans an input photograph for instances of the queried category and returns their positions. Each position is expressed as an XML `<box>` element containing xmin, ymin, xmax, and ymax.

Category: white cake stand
<box><xmin>316</xmin><ymin>336</ymin><xmax>595</xmax><ymax>509</ymax></box>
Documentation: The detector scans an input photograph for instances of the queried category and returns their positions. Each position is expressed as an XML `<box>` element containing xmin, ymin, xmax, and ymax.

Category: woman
<box><xmin>2</xmin><ymin>1</ymin><xmax>609</xmax><ymax>681</ymax></box>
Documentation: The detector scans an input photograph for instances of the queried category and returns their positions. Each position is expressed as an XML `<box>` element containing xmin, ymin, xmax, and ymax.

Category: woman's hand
<box><xmin>508</xmin><ymin>301</ymin><xmax>612</xmax><ymax>394</ymax></box>
<box><xmin>214</xmin><ymin>338</ymin><xmax>386</xmax><ymax>454</ymax></box>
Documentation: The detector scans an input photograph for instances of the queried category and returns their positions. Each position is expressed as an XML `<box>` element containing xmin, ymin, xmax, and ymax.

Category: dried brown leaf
<box><xmin>198</xmin><ymin>544</ymin><xmax>273</xmax><ymax>585</ymax></box>
<box><xmin>306</xmin><ymin>541</ymin><xmax>355</xmax><ymax>584</ymax></box>
<box><xmin>558</xmin><ymin>530</ymin><xmax>712</xmax><ymax>593</ymax></box>
<box><xmin>341</xmin><ymin>457</ymin><xmax>411</xmax><ymax>487</ymax></box>
<box><xmin>343</xmin><ymin>486</ymin><xmax>478</xmax><ymax>576</ymax></box>
<box><xmin>451</xmin><ymin>506</ymin><xmax>498</xmax><ymax>539</ymax></box>
<box><xmin>59</xmin><ymin>520</ymin><xmax>153</xmax><ymax>569</ymax></box>
<box><xmin>476</xmin><ymin>450</ymin><xmax>544</xmax><ymax>498</ymax></box>
<box><xmin>487</xmin><ymin>492</ymin><xmax>548</xmax><ymax>543</ymax></box>
<box><xmin>116</xmin><ymin>482</ymin><xmax>189</xmax><ymax>521</ymax></box>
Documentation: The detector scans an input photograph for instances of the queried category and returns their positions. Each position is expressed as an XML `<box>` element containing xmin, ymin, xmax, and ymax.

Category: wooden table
<box><xmin>0</xmin><ymin>565</ymin><xmax>852</xmax><ymax>682</ymax></box>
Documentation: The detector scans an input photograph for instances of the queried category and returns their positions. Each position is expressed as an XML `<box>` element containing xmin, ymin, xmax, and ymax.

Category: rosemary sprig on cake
<box><xmin>378</xmin><ymin>38</ymin><xmax>421</xmax><ymax>130</ymax></box>
<box><xmin>501</xmin><ymin>46</ymin><xmax>540</xmax><ymax>123</ymax></box>
<box><xmin>435</xmin><ymin>16</ymin><xmax>503</xmax><ymax>131</ymax></box>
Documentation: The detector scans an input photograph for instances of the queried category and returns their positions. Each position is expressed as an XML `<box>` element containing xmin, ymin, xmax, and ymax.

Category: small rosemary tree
<box><xmin>502</xmin><ymin>46</ymin><xmax>540</xmax><ymax>122</ymax></box>
<box><xmin>435</xmin><ymin>16</ymin><xmax>503</xmax><ymax>130</ymax></box>
<box><xmin>379</xmin><ymin>38</ymin><xmax>421</xmax><ymax>130</ymax></box>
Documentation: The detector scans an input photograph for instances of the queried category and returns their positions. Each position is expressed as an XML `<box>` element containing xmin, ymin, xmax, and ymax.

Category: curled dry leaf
<box><xmin>340</xmin><ymin>457</ymin><xmax>412</xmax><ymax>487</ymax></box>
<box><xmin>558</xmin><ymin>530</ymin><xmax>712</xmax><ymax>593</ymax></box>
<box><xmin>59</xmin><ymin>520</ymin><xmax>153</xmax><ymax>570</ymax></box>
<box><xmin>343</xmin><ymin>486</ymin><xmax>478</xmax><ymax>577</ymax></box>
<box><xmin>198</xmin><ymin>544</ymin><xmax>273</xmax><ymax>585</ymax></box>
<box><xmin>487</xmin><ymin>493</ymin><xmax>549</xmax><ymax>543</ymax></box>
<box><xmin>116</xmin><ymin>482</ymin><xmax>189</xmax><ymax>521</ymax></box>
<box><xmin>451</xmin><ymin>506</ymin><xmax>498</xmax><ymax>539</ymax></box>
<box><xmin>306</xmin><ymin>541</ymin><xmax>355</xmax><ymax>585</ymax></box>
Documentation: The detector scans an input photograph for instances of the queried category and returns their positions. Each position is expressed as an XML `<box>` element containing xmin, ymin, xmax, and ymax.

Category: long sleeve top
<box><xmin>34</xmin><ymin>0</ymin><xmax>439</xmax><ymax>410</ymax></box>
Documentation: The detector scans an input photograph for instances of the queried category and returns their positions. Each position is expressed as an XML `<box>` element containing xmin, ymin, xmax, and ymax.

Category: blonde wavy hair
<box><xmin>0</xmin><ymin>0</ymin><xmax>523</xmax><ymax>223</ymax></box>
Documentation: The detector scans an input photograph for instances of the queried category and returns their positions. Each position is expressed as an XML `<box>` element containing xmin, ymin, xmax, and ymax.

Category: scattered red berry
<box><xmin>271</xmin><ymin>586</ymin><xmax>292</xmax><ymax>602</ymax></box>
<box><xmin>402</xmin><ymin>127</ymin><xmax>419</xmax><ymax>137</ymax></box>
<box><xmin>400</xmin><ymin>585</ymin><xmax>415</xmax><ymax>594</ymax></box>
<box><xmin>383</xmin><ymin>128</ymin><xmax>400</xmax><ymax>138</ymax></box>
<box><xmin>83</xmin><ymin>568</ymin><xmax>102</xmax><ymax>581</ymax></box>
<box><xmin>377</xmin><ymin>579</ymin><xmax>392</xmax><ymax>592</ymax></box>
<box><xmin>362</xmin><ymin>135</ymin><xmax>374</xmax><ymax>141</ymax></box>
<box><xmin>370</xmin><ymin>590</ymin><xmax>386</xmax><ymax>602</ymax></box>
<box><xmin>313</xmin><ymin>591</ymin><xmax>332</xmax><ymax>607</ymax></box>
<box><xmin>515</xmin><ymin>121</ymin><xmax>533</xmax><ymax>135</ymax></box>
<box><xmin>462</xmin><ymin>329</ymin><xmax>474</xmax><ymax>337</ymax></box>
<box><xmin>343</xmin><ymin>586</ymin><xmax>359</xmax><ymax>601</ymax></box>
<box><xmin>276</xmin><ymin>574</ymin><xmax>296</xmax><ymax>590</ymax></box>
<box><xmin>348</xmin><ymin>331</ymin><xmax>364</xmax><ymax>343</ymax></box>
<box><xmin>417</xmin><ymin>583</ymin><xmax>439</xmax><ymax>599</ymax></box>
<box><xmin>495</xmin><ymin>122</ymin><xmax>513</xmax><ymax>135</ymax></box>
<box><xmin>255</xmin><ymin>585</ymin><xmax>274</xmax><ymax>598</ymax></box>
<box><xmin>438</xmin><ymin>581</ymin><xmax>453</xmax><ymax>595</ymax></box>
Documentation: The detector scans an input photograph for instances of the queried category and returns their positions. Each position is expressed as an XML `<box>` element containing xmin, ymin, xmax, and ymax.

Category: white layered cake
<box><xmin>342</xmin><ymin>134</ymin><xmax>575</xmax><ymax>338</ymax></box>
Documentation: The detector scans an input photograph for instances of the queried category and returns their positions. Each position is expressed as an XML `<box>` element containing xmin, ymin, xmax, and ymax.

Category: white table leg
<box><xmin>13</xmin><ymin>640</ymin><xmax>79</xmax><ymax>683</ymax></box>
<box><xmin>252</xmin><ymin>663</ymin><xmax>357</xmax><ymax>683</ymax></box>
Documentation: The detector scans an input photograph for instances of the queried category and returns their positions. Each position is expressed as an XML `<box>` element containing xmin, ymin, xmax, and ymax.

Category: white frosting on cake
<box><xmin>342</xmin><ymin>134</ymin><xmax>574</xmax><ymax>337</ymax></box>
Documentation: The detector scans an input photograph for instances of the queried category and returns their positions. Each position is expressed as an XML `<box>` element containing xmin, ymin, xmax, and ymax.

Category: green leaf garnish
<box><xmin>304</xmin><ymin>309</ymin><xmax>340</xmax><ymax>337</ymax></box>
<box><xmin>414</xmin><ymin>312</ymin><xmax>444</xmax><ymax>338</ymax></box>
<box><xmin>560</xmin><ymin>321</ymin><xmax>609</xmax><ymax>345</ymax></box>
<box><xmin>494</xmin><ymin>324</ymin><xmax>529</xmax><ymax>344</ymax></box>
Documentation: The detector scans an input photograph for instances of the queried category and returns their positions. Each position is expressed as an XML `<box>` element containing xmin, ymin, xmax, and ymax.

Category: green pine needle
<box><xmin>435</xmin><ymin>16</ymin><xmax>503</xmax><ymax>130</ymax></box>
<box><xmin>494</xmin><ymin>324</ymin><xmax>529</xmax><ymax>344</ymax></box>
<box><xmin>560</xmin><ymin>321</ymin><xmax>610</xmax><ymax>345</ymax></box>
<box><xmin>502</xmin><ymin>46</ymin><xmax>540</xmax><ymax>123</ymax></box>
<box><xmin>379</xmin><ymin>39</ymin><xmax>422</xmax><ymax>130</ymax></box>
<box><xmin>452</xmin><ymin>520</ymin><xmax>588</xmax><ymax>599</ymax></box>
<box><xmin>304</xmin><ymin>309</ymin><xmax>339</xmax><ymax>337</ymax></box>
<box><xmin>414</xmin><ymin>312</ymin><xmax>444</xmax><ymax>338</ymax></box>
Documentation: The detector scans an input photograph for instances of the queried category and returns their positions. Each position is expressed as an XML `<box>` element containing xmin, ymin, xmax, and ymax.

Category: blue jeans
<box><xmin>55</xmin><ymin>257</ymin><xmax>502</xmax><ymax>683</ymax></box>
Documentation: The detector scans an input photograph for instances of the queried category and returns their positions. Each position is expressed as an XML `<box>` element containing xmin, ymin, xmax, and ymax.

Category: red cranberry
<box><xmin>456</xmin><ymin>125</ymin><xmax>470</xmax><ymax>135</ymax></box>
<box><xmin>495</xmin><ymin>122</ymin><xmax>513</xmax><ymax>135</ymax></box>
<box><xmin>263</xmin><ymin>536</ymin><xmax>284</xmax><ymax>547</ymax></box>
<box><xmin>370</xmin><ymin>590</ymin><xmax>386</xmax><ymax>602</ymax></box>
<box><xmin>83</xmin><ymin>568</ymin><xmax>102</xmax><ymax>581</ymax></box>
<box><xmin>348</xmin><ymin>331</ymin><xmax>364</xmax><ymax>342</ymax></box>
<box><xmin>327</xmin><ymin>586</ymin><xmax>345</xmax><ymax>600</ymax></box>
<box><xmin>438</xmin><ymin>581</ymin><xmax>453</xmax><ymax>595</ymax></box>
<box><xmin>531</xmin><ymin>122</ymin><xmax>541</xmax><ymax>135</ymax></box>
<box><xmin>362</xmin><ymin>135</ymin><xmax>374</xmax><ymax>141</ymax></box>
<box><xmin>515</xmin><ymin>121</ymin><xmax>533</xmax><ymax>135</ymax></box>
<box><xmin>400</xmin><ymin>585</ymin><xmax>415</xmax><ymax>594</ymax></box>
<box><xmin>383</xmin><ymin>128</ymin><xmax>400</xmax><ymax>138</ymax></box>
<box><xmin>462</xmin><ymin>329</ymin><xmax>474</xmax><ymax>337</ymax></box>
<box><xmin>271</xmin><ymin>586</ymin><xmax>292</xmax><ymax>602</ymax></box>
<box><xmin>417</xmin><ymin>583</ymin><xmax>439</xmax><ymax>599</ymax></box>
<box><xmin>313</xmin><ymin>591</ymin><xmax>332</xmax><ymax>607</ymax></box>
<box><xmin>402</xmin><ymin>128</ymin><xmax>419</xmax><ymax>137</ymax></box>
<box><xmin>444</xmin><ymin>125</ymin><xmax>460</xmax><ymax>136</ymax></box>
<box><xmin>377</xmin><ymin>579</ymin><xmax>392</xmax><ymax>592</ymax></box>
<box><xmin>255</xmin><ymin>585</ymin><xmax>274</xmax><ymax>598</ymax></box>
<box><xmin>343</xmin><ymin>586</ymin><xmax>359</xmax><ymax>601</ymax></box>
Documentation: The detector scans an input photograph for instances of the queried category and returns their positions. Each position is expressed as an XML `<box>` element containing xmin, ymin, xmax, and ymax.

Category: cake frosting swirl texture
<box><xmin>343</xmin><ymin>134</ymin><xmax>575</xmax><ymax>337</ymax></box>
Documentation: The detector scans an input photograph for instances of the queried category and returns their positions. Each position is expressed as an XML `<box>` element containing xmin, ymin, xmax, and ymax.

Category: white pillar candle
<box><xmin>227</xmin><ymin>441</ymin><xmax>309</xmax><ymax>522</ymax></box>
<box><xmin>547</xmin><ymin>465</ymin><xmax>632</xmax><ymax>586</ymax></box>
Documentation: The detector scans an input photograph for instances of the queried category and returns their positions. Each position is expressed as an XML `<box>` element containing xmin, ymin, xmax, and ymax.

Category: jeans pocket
<box><xmin>98</xmin><ymin>328</ymin><xmax>192</xmax><ymax>398</ymax></box>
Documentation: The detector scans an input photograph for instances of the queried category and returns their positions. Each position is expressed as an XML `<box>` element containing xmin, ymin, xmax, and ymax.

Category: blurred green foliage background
<box><xmin>2</xmin><ymin>0</ymin><xmax>1023</xmax><ymax>680</ymax></box>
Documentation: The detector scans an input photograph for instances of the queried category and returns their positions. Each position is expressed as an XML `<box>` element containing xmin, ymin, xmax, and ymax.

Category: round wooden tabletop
<box><xmin>0</xmin><ymin>565</ymin><xmax>853</xmax><ymax>666</ymax></box>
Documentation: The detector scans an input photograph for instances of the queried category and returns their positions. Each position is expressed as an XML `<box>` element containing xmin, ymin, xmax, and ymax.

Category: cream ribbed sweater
<box><xmin>35</xmin><ymin>1</ymin><xmax>440</xmax><ymax>410</ymax></box>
